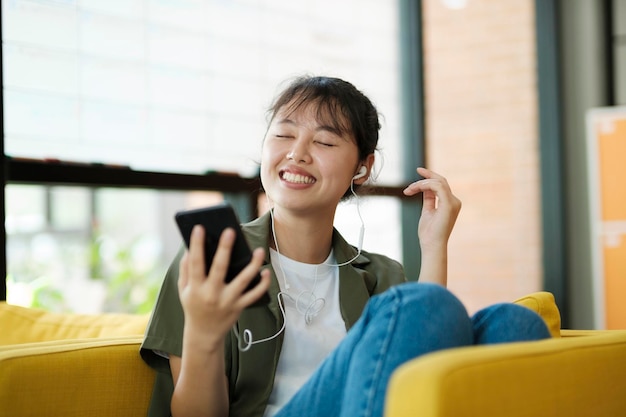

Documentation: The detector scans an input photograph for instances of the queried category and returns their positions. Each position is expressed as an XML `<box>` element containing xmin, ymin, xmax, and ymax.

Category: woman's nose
<box><xmin>286</xmin><ymin>137</ymin><xmax>311</xmax><ymax>163</ymax></box>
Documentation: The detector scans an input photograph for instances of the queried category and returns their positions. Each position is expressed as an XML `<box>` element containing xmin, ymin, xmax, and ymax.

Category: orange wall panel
<box><xmin>604</xmin><ymin>240</ymin><xmax>626</xmax><ymax>329</ymax></box>
<box><xmin>588</xmin><ymin>108</ymin><xmax>626</xmax><ymax>329</ymax></box>
<box><xmin>598</xmin><ymin>119</ymin><xmax>626</xmax><ymax>220</ymax></box>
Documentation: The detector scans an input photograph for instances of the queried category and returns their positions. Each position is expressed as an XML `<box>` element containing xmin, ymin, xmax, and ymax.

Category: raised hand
<box><xmin>177</xmin><ymin>225</ymin><xmax>271</xmax><ymax>350</ymax></box>
<box><xmin>403</xmin><ymin>167</ymin><xmax>461</xmax><ymax>286</ymax></box>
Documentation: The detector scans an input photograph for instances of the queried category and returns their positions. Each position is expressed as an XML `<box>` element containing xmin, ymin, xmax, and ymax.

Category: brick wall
<box><xmin>423</xmin><ymin>0</ymin><xmax>541</xmax><ymax>313</ymax></box>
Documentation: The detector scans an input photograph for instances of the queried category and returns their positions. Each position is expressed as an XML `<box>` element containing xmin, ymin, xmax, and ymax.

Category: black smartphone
<box><xmin>174</xmin><ymin>202</ymin><xmax>269</xmax><ymax>305</ymax></box>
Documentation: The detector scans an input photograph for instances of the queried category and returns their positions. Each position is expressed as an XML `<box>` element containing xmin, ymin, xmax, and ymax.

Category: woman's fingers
<box><xmin>206</xmin><ymin>227</ymin><xmax>236</xmax><ymax>289</ymax></box>
<box><xmin>402</xmin><ymin>166</ymin><xmax>461</xmax><ymax>237</ymax></box>
<box><xmin>404</xmin><ymin>167</ymin><xmax>446</xmax><ymax>193</ymax></box>
<box><xmin>403</xmin><ymin>168</ymin><xmax>457</xmax><ymax>208</ymax></box>
<box><xmin>224</xmin><ymin>247</ymin><xmax>271</xmax><ymax>307</ymax></box>
<box><xmin>187</xmin><ymin>225</ymin><xmax>209</xmax><ymax>283</ymax></box>
<box><xmin>186</xmin><ymin>225</ymin><xmax>267</xmax><ymax>308</ymax></box>
<box><xmin>178</xmin><ymin>251</ymin><xmax>190</xmax><ymax>292</ymax></box>
<box><xmin>236</xmin><ymin>268</ymin><xmax>272</xmax><ymax>308</ymax></box>
<box><xmin>185</xmin><ymin>225</ymin><xmax>236</xmax><ymax>294</ymax></box>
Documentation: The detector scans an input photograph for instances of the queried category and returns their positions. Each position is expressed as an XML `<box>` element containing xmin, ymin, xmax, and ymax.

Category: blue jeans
<box><xmin>275</xmin><ymin>282</ymin><xmax>550</xmax><ymax>417</ymax></box>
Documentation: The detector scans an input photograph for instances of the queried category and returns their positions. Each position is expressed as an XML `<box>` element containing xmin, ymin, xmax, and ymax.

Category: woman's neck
<box><xmin>270</xmin><ymin>208</ymin><xmax>335</xmax><ymax>264</ymax></box>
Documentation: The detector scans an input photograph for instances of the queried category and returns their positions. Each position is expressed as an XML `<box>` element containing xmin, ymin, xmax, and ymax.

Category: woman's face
<box><xmin>260</xmin><ymin>102</ymin><xmax>364</xmax><ymax>216</ymax></box>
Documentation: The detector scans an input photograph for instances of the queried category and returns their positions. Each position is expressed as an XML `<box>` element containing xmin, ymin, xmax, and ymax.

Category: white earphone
<box><xmin>352</xmin><ymin>166</ymin><xmax>367</xmax><ymax>180</ymax></box>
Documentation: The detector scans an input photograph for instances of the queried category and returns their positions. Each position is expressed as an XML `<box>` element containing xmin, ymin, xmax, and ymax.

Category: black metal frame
<box><xmin>534</xmin><ymin>0</ymin><xmax>569</xmax><ymax>326</ymax></box>
<box><xmin>0</xmin><ymin>157</ymin><xmax>414</xmax><ymax>301</ymax></box>
<box><xmin>1</xmin><ymin>10</ymin><xmax>5</xmax><ymax>299</ymax></box>
<box><xmin>603</xmin><ymin>0</ymin><xmax>616</xmax><ymax>106</ymax></box>
<box><xmin>399</xmin><ymin>0</ymin><xmax>425</xmax><ymax>282</ymax></box>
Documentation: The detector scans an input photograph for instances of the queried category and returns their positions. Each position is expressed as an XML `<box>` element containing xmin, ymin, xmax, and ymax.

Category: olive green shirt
<box><xmin>140</xmin><ymin>211</ymin><xmax>407</xmax><ymax>417</ymax></box>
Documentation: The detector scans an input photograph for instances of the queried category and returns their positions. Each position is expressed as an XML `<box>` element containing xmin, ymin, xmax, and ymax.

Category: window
<box><xmin>3</xmin><ymin>0</ymin><xmax>403</xmax><ymax>180</ymax></box>
<box><xmin>3</xmin><ymin>0</ymin><xmax>404</xmax><ymax>312</ymax></box>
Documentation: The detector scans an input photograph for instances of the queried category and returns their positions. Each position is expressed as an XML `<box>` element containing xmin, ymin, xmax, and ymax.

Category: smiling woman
<box><xmin>262</xmin><ymin>76</ymin><xmax>380</xmax><ymax>205</ymax></box>
<box><xmin>140</xmin><ymin>75</ymin><xmax>550</xmax><ymax>417</ymax></box>
<box><xmin>260</xmin><ymin>78</ymin><xmax>374</xmax><ymax>252</ymax></box>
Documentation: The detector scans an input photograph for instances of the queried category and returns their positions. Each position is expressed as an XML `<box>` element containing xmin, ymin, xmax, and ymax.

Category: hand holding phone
<box><xmin>175</xmin><ymin>203</ymin><xmax>270</xmax><ymax>305</ymax></box>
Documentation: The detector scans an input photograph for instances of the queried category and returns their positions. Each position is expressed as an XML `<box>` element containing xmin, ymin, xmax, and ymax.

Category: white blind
<box><xmin>3</xmin><ymin>0</ymin><xmax>402</xmax><ymax>182</ymax></box>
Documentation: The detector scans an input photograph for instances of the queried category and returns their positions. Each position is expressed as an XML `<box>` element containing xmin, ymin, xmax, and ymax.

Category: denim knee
<box><xmin>378</xmin><ymin>282</ymin><xmax>455</xmax><ymax>303</ymax></box>
<box><xmin>472</xmin><ymin>303</ymin><xmax>551</xmax><ymax>345</ymax></box>
<box><xmin>367</xmin><ymin>282</ymin><xmax>474</xmax><ymax>349</ymax></box>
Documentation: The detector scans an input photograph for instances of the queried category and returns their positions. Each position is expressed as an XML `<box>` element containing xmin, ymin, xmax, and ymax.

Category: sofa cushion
<box><xmin>0</xmin><ymin>302</ymin><xmax>149</xmax><ymax>345</ymax></box>
<box><xmin>387</xmin><ymin>329</ymin><xmax>626</xmax><ymax>417</ymax></box>
<box><xmin>0</xmin><ymin>336</ymin><xmax>154</xmax><ymax>417</ymax></box>
<box><xmin>512</xmin><ymin>291</ymin><xmax>561</xmax><ymax>337</ymax></box>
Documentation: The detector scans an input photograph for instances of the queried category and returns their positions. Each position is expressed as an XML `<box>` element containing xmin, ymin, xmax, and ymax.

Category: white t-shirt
<box><xmin>263</xmin><ymin>249</ymin><xmax>347</xmax><ymax>417</ymax></box>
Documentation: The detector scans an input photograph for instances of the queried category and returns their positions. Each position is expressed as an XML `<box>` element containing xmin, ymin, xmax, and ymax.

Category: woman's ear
<box><xmin>353</xmin><ymin>166</ymin><xmax>368</xmax><ymax>180</ymax></box>
<box><xmin>352</xmin><ymin>154</ymin><xmax>375</xmax><ymax>185</ymax></box>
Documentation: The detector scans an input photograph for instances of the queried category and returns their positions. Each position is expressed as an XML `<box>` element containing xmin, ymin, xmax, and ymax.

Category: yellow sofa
<box><xmin>1</xmin><ymin>294</ymin><xmax>626</xmax><ymax>417</ymax></box>
<box><xmin>0</xmin><ymin>302</ymin><xmax>153</xmax><ymax>417</ymax></box>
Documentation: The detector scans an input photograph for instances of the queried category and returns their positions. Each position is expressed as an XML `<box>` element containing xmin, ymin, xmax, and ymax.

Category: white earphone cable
<box><xmin>232</xmin><ymin>176</ymin><xmax>365</xmax><ymax>351</ymax></box>
<box><xmin>329</xmin><ymin>180</ymin><xmax>365</xmax><ymax>267</ymax></box>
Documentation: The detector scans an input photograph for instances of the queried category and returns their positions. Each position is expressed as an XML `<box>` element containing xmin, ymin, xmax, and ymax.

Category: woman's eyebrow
<box><xmin>316</xmin><ymin>125</ymin><xmax>343</xmax><ymax>136</ymax></box>
<box><xmin>275</xmin><ymin>118</ymin><xmax>346</xmax><ymax>139</ymax></box>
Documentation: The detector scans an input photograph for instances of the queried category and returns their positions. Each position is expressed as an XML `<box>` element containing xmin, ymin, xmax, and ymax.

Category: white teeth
<box><xmin>282</xmin><ymin>172</ymin><xmax>315</xmax><ymax>184</ymax></box>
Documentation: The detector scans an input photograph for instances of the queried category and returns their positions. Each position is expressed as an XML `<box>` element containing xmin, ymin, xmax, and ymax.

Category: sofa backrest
<box><xmin>1</xmin><ymin>290</ymin><xmax>562</xmax><ymax>346</ymax></box>
<box><xmin>512</xmin><ymin>291</ymin><xmax>561</xmax><ymax>337</ymax></box>
<box><xmin>0</xmin><ymin>302</ymin><xmax>149</xmax><ymax>345</ymax></box>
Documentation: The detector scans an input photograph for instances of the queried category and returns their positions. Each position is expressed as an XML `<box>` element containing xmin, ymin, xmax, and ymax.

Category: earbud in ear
<box><xmin>352</xmin><ymin>166</ymin><xmax>368</xmax><ymax>181</ymax></box>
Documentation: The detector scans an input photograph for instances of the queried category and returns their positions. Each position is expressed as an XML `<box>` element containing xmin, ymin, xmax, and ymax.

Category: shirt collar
<box><xmin>241</xmin><ymin>211</ymin><xmax>372</xmax><ymax>328</ymax></box>
<box><xmin>241</xmin><ymin>210</ymin><xmax>370</xmax><ymax>267</ymax></box>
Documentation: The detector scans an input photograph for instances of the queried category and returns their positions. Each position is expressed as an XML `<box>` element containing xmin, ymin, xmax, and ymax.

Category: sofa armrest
<box><xmin>385</xmin><ymin>330</ymin><xmax>626</xmax><ymax>417</ymax></box>
<box><xmin>0</xmin><ymin>336</ymin><xmax>155</xmax><ymax>417</ymax></box>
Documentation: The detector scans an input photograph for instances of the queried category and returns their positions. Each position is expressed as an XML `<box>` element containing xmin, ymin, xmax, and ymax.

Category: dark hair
<box><xmin>267</xmin><ymin>75</ymin><xmax>380</xmax><ymax>162</ymax></box>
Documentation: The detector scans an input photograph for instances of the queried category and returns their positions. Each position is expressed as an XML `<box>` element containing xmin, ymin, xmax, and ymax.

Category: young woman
<box><xmin>140</xmin><ymin>76</ymin><xmax>550</xmax><ymax>417</ymax></box>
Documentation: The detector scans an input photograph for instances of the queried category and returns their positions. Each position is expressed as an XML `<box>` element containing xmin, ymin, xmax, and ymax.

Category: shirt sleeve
<box><xmin>140</xmin><ymin>247</ymin><xmax>185</xmax><ymax>373</ymax></box>
<box><xmin>365</xmin><ymin>251</ymin><xmax>407</xmax><ymax>295</ymax></box>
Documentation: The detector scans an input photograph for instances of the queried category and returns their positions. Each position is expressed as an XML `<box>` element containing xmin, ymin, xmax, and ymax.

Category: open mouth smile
<box><xmin>280</xmin><ymin>171</ymin><xmax>316</xmax><ymax>184</ymax></box>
